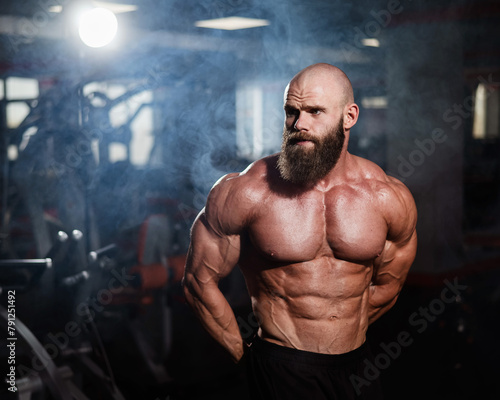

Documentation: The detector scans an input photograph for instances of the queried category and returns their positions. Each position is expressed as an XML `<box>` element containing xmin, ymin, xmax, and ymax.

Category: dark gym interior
<box><xmin>1</xmin><ymin>0</ymin><xmax>500</xmax><ymax>399</ymax></box>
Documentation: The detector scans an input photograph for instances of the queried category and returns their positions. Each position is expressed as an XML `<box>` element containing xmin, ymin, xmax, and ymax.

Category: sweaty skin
<box><xmin>183</xmin><ymin>63</ymin><xmax>417</xmax><ymax>363</ymax></box>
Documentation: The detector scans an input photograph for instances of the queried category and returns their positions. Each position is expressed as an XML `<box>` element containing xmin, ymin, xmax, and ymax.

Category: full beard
<box><xmin>277</xmin><ymin>117</ymin><xmax>345</xmax><ymax>185</ymax></box>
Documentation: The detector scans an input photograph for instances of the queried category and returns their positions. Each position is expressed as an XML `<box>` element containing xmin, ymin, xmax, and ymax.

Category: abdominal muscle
<box><xmin>243</xmin><ymin>256</ymin><xmax>372</xmax><ymax>355</ymax></box>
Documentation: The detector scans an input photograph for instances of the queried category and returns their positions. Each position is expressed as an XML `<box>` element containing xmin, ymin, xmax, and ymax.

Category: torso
<box><xmin>236</xmin><ymin>154</ymin><xmax>391</xmax><ymax>354</ymax></box>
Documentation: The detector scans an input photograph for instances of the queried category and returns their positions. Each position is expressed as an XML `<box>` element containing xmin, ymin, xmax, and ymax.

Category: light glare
<box><xmin>362</xmin><ymin>38</ymin><xmax>380</xmax><ymax>47</ymax></box>
<box><xmin>195</xmin><ymin>16</ymin><xmax>270</xmax><ymax>31</ymax></box>
<box><xmin>361</xmin><ymin>96</ymin><xmax>388</xmax><ymax>109</ymax></box>
<box><xmin>79</xmin><ymin>8</ymin><xmax>118</xmax><ymax>48</ymax></box>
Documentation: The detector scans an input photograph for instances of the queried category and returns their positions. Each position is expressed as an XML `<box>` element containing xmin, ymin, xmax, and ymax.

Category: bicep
<box><xmin>184</xmin><ymin>172</ymin><xmax>251</xmax><ymax>297</ymax></box>
<box><xmin>374</xmin><ymin>178</ymin><xmax>417</xmax><ymax>276</ymax></box>
<box><xmin>371</xmin><ymin>182</ymin><xmax>418</xmax><ymax>299</ymax></box>
<box><xmin>184</xmin><ymin>211</ymin><xmax>241</xmax><ymax>290</ymax></box>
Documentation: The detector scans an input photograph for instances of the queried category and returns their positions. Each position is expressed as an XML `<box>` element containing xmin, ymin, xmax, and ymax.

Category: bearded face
<box><xmin>277</xmin><ymin>116</ymin><xmax>345</xmax><ymax>185</ymax></box>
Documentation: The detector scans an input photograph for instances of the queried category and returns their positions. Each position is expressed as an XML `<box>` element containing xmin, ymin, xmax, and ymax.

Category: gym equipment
<box><xmin>0</xmin><ymin>238</ymin><xmax>128</xmax><ymax>400</ymax></box>
<box><xmin>1</xmin><ymin>73</ymin><xmax>186</xmax><ymax>399</ymax></box>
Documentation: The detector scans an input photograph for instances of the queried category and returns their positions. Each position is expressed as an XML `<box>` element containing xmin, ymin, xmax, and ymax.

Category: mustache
<box><xmin>283</xmin><ymin>130</ymin><xmax>319</xmax><ymax>145</ymax></box>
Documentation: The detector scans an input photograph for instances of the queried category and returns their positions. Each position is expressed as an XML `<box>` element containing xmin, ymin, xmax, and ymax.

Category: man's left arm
<box><xmin>368</xmin><ymin>180</ymin><xmax>417</xmax><ymax>324</ymax></box>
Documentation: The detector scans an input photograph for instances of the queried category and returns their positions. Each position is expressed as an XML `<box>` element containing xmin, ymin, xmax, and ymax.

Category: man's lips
<box><xmin>289</xmin><ymin>137</ymin><xmax>316</xmax><ymax>146</ymax></box>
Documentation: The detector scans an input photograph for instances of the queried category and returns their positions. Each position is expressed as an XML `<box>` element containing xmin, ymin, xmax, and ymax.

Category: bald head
<box><xmin>286</xmin><ymin>63</ymin><xmax>354</xmax><ymax>108</ymax></box>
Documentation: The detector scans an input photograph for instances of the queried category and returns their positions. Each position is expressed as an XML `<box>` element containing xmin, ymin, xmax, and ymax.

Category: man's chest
<box><xmin>247</xmin><ymin>186</ymin><xmax>388</xmax><ymax>264</ymax></box>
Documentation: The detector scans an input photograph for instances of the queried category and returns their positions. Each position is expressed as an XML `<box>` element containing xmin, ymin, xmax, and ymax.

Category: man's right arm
<box><xmin>183</xmin><ymin>174</ymin><xmax>247</xmax><ymax>362</ymax></box>
<box><xmin>369</xmin><ymin>178</ymin><xmax>417</xmax><ymax>324</ymax></box>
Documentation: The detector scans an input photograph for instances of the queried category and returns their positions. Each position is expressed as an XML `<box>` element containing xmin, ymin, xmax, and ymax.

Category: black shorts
<box><xmin>246</xmin><ymin>336</ymin><xmax>384</xmax><ymax>400</ymax></box>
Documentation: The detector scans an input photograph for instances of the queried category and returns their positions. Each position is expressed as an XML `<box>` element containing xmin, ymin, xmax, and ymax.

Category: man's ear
<box><xmin>344</xmin><ymin>103</ymin><xmax>359</xmax><ymax>130</ymax></box>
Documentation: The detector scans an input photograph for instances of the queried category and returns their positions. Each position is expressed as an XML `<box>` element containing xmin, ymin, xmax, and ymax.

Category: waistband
<box><xmin>249</xmin><ymin>336</ymin><xmax>369</xmax><ymax>368</ymax></box>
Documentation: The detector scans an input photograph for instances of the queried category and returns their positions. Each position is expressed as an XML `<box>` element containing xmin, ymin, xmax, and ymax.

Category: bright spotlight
<box><xmin>78</xmin><ymin>7</ymin><xmax>118</xmax><ymax>48</ymax></box>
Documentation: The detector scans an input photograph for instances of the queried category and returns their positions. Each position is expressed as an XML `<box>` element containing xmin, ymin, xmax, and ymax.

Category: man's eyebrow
<box><xmin>303</xmin><ymin>104</ymin><xmax>326</xmax><ymax>112</ymax></box>
<box><xmin>284</xmin><ymin>103</ymin><xmax>326</xmax><ymax>111</ymax></box>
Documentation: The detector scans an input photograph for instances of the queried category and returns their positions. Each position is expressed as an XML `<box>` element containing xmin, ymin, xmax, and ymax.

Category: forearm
<box><xmin>183</xmin><ymin>191</ymin><xmax>247</xmax><ymax>362</ymax></box>
<box><xmin>367</xmin><ymin>284</ymin><xmax>398</xmax><ymax>324</ymax></box>
<box><xmin>369</xmin><ymin>233</ymin><xmax>417</xmax><ymax>324</ymax></box>
<box><xmin>184</xmin><ymin>280</ymin><xmax>244</xmax><ymax>362</ymax></box>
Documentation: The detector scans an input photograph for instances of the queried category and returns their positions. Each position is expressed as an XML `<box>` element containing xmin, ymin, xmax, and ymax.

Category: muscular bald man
<box><xmin>183</xmin><ymin>63</ymin><xmax>417</xmax><ymax>399</ymax></box>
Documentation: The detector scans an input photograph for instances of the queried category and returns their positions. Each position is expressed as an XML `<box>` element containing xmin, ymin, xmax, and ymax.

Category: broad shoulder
<box><xmin>208</xmin><ymin>156</ymin><xmax>273</xmax><ymax>204</ymax></box>
<box><xmin>349</xmin><ymin>155</ymin><xmax>417</xmax><ymax>241</ymax></box>
<box><xmin>348</xmin><ymin>155</ymin><xmax>410</xmax><ymax>198</ymax></box>
<box><xmin>203</xmin><ymin>156</ymin><xmax>274</xmax><ymax>234</ymax></box>
<box><xmin>348</xmin><ymin>154</ymin><xmax>388</xmax><ymax>183</ymax></box>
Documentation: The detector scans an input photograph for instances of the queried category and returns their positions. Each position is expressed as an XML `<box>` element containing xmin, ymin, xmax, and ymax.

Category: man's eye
<box><xmin>311</xmin><ymin>109</ymin><xmax>321</xmax><ymax>115</ymax></box>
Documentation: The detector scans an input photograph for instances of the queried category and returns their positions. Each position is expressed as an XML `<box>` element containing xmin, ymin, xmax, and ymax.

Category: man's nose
<box><xmin>294</xmin><ymin>112</ymin><xmax>308</xmax><ymax>131</ymax></box>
